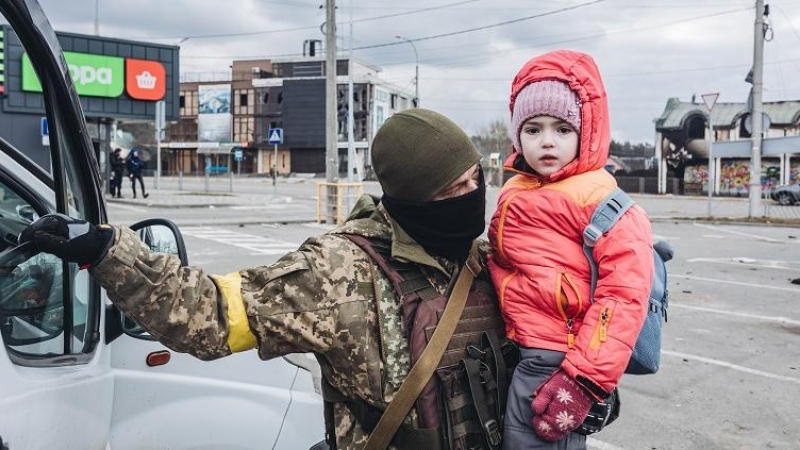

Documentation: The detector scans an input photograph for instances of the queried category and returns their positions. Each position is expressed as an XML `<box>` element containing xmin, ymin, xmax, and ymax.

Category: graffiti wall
<box><xmin>684</xmin><ymin>158</ymin><xmax>800</xmax><ymax>195</ymax></box>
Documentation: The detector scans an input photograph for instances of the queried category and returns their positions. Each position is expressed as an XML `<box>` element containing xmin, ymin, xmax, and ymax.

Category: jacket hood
<box><xmin>505</xmin><ymin>50</ymin><xmax>610</xmax><ymax>183</ymax></box>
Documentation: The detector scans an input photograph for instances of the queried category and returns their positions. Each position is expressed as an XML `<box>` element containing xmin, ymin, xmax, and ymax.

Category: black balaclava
<box><xmin>382</xmin><ymin>168</ymin><xmax>486</xmax><ymax>261</ymax></box>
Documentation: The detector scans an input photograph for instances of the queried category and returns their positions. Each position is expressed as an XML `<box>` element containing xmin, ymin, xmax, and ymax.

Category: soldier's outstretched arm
<box><xmin>90</xmin><ymin>227</ymin><xmax>370</xmax><ymax>361</ymax></box>
<box><xmin>20</xmin><ymin>214</ymin><xmax>374</xmax><ymax>362</ymax></box>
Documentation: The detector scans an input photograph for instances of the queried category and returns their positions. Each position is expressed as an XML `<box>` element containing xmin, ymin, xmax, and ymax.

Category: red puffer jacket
<box><xmin>488</xmin><ymin>50</ymin><xmax>654</xmax><ymax>394</ymax></box>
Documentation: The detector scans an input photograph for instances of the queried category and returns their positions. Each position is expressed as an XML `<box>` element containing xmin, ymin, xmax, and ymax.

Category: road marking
<box><xmin>180</xmin><ymin>226</ymin><xmax>298</xmax><ymax>255</ymax></box>
<box><xmin>693</xmin><ymin>223</ymin><xmax>782</xmax><ymax>243</ymax></box>
<box><xmin>670</xmin><ymin>303</ymin><xmax>800</xmax><ymax>327</ymax></box>
<box><xmin>671</xmin><ymin>274</ymin><xmax>800</xmax><ymax>293</ymax></box>
<box><xmin>686</xmin><ymin>257</ymin><xmax>800</xmax><ymax>271</ymax></box>
<box><xmin>663</xmin><ymin>350</ymin><xmax>800</xmax><ymax>385</ymax></box>
<box><xmin>229</xmin><ymin>204</ymin><xmax>301</xmax><ymax>210</ymax></box>
<box><xmin>588</xmin><ymin>439</ymin><xmax>628</xmax><ymax>450</ymax></box>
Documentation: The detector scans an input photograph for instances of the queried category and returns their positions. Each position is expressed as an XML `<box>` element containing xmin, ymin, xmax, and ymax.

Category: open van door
<box><xmin>0</xmin><ymin>2</ymin><xmax>325</xmax><ymax>449</ymax></box>
<box><xmin>0</xmin><ymin>0</ymin><xmax>112</xmax><ymax>449</ymax></box>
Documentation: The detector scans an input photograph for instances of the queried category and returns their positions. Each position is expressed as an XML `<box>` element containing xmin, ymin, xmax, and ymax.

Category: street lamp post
<box><xmin>395</xmin><ymin>36</ymin><xmax>419</xmax><ymax>107</ymax></box>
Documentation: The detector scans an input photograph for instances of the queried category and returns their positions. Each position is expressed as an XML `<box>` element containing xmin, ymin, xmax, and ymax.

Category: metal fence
<box><xmin>617</xmin><ymin>176</ymin><xmax>800</xmax><ymax>221</ymax></box>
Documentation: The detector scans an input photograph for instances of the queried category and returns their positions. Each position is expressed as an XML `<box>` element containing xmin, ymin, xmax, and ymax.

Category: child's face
<box><xmin>519</xmin><ymin>115</ymin><xmax>579</xmax><ymax>177</ymax></box>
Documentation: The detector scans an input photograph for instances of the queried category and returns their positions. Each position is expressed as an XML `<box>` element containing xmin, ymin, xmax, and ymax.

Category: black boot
<box><xmin>143</xmin><ymin>193</ymin><xmax>149</xmax><ymax>199</ymax></box>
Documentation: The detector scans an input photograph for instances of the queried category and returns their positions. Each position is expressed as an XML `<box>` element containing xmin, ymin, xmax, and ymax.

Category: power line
<box><xmin>348</xmin><ymin>0</ymin><xmax>481</xmax><ymax>24</ymax></box>
<box><xmin>773</xmin><ymin>4</ymin><xmax>800</xmax><ymax>46</ymax></box>
<box><xmin>183</xmin><ymin>0</ymin><xmax>603</xmax><ymax>59</ymax></box>
<box><xmin>379</xmin><ymin>60</ymin><xmax>755</xmax><ymax>83</ymax></box>
<box><xmin>370</xmin><ymin>6</ymin><xmax>754</xmax><ymax>70</ymax></box>
<box><xmin>141</xmin><ymin>0</ymin><xmax>480</xmax><ymax>42</ymax></box>
<box><xmin>352</xmin><ymin>0</ymin><xmax>606</xmax><ymax>51</ymax></box>
<box><xmin>181</xmin><ymin>3</ymin><xmax>751</xmax><ymax>65</ymax></box>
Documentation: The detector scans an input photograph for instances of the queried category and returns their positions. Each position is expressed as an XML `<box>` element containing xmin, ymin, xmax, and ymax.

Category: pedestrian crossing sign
<box><xmin>268</xmin><ymin>128</ymin><xmax>283</xmax><ymax>145</ymax></box>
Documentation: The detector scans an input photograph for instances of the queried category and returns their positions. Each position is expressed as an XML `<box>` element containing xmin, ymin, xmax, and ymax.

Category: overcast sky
<box><xmin>29</xmin><ymin>0</ymin><xmax>800</xmax><ymax>143</ymax></box>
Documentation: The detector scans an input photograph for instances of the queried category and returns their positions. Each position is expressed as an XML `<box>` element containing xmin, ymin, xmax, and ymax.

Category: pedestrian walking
<box><xmin>110</xmin><ymin>148</ymin><xmax>125</xmax><ymax>198</ymax></box>
<box><xmin>20</xmin><ymin>109</ymin><xmax>513</xmax><ymax>449</ymax></box>
<box><xmin>127</xmin><ymin>148</ymin><xmax>149</xmax><ymax>199</ymax></box>
<box><xmin>488</xmin><ymin>50</ymin><xmax>654</xmax><ymax>449</ymax></box>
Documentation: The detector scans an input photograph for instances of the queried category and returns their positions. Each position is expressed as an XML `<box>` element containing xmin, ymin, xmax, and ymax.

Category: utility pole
<box><xmin>749</xmin><ymin>0</ymin><xmax>765</xmax><ymax>217</ymax></box>
<box><xmin>325</xmin><ymin>0</ymin><xmax>339</xmax><ymax>222</ymax></box>
<box><xmin>701</xmin><ymin>93</ymin><xmax>719</xmax><ymax>217</ymax></box>
<box><xmin>154</xmin><ymin>100</ymin><xmax>165</xmax><ymax>190</ymax></box>
<box><xmin>347</xmin><ymin>1</ymin><xmax>357</xmax><ymax>182</ymax></box>
<box><xmin>395</xmin><ymin>36</ymin><xmax>419</xmax><ymax>107</ymax></box>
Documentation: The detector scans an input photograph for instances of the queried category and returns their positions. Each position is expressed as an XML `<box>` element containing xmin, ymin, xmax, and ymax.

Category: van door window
<box><xmin>0</xmin><ymin>176</ymin><xmax>92</xmax><ymax>360</ymax></box>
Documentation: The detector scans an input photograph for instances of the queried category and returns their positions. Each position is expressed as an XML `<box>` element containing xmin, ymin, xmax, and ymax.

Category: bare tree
<box><xmin>471</xmin><ymin>119</ymin><xmax>512</xmax><ymax>186</ymax></box>
<box><xmin>471</xmin><ymin>119</ymin><xmax>512</xmax><ymax>160</ymax></box>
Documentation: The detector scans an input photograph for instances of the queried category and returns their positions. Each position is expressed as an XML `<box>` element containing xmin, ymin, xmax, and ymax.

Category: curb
<box><xmin>108</xmin><ymin>199</ymin><xmax>237</xmax><ymax>209</ymax></box>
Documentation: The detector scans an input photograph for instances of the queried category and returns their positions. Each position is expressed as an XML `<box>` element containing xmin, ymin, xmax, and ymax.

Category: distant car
<box><xmin>770</xmin><ymin>182</ymin><xmax>800</xmax><ymax>205</ymax></box>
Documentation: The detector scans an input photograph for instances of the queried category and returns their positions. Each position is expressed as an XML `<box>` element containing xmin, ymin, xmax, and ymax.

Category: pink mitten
<box><xmin>531</xmin><ymin>369</ymin><xmax>593</xmax><ymax>441</ymax></box>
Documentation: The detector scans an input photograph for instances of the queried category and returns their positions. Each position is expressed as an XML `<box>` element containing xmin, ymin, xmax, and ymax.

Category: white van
<box><xmin>0</xmin><ymin>1</ymin><xmax>324</xmax><ymax>449</ymax></box>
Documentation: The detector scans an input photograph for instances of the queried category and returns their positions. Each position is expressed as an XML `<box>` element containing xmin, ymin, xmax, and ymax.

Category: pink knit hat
<box><xmin>511</xmin><ymin>80</ymin><xmax>581</xmax><ymax>151</ymax></box>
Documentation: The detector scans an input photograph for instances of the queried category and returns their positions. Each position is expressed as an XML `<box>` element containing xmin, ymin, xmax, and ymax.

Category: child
<box><xmin>488</xmin><ymin>50</ymin><xmax>654</xmax><ymax>449</ymax></box>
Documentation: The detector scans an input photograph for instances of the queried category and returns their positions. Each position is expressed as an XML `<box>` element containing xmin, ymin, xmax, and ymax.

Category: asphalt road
<box><xmin>106</xmin><ymin>194</ymin><xmax>800</xmax><ymax>450</ymax></box>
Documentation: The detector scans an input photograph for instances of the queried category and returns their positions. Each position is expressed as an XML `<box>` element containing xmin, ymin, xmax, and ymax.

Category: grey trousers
<box><xmin>503</xmin><ymin>348</ymin><xmax>587</xmax><ymax>450</ymax></box>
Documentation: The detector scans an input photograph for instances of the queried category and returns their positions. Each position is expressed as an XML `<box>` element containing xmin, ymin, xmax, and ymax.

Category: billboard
<box><xmin>198</xmin><ymin>84</ymin><xmax>231</xmax><ymax>142</ymax></box>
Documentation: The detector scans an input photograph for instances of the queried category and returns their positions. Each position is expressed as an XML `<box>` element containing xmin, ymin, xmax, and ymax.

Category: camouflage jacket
<box><xmin>91</xmin><ymin>194</ymin><xmax>494</xmax><ymax>449</ymax></box>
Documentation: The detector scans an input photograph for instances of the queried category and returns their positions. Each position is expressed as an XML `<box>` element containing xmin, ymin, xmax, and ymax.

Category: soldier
<box><xmin>19</xmin><ymin>109</ymin><xmax>503</xmax><ymax>449</ymax></box>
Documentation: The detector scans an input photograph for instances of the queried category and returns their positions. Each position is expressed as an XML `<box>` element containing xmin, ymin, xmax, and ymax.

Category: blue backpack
<box><xmin>582</xmin><ymin>188</ymin><xmax>672</xmax><ymax>375</ymax></box>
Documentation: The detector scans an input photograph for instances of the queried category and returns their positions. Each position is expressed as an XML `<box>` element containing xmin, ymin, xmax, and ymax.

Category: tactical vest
<box><xmin>322</xmin><ymin>234</ymin><xmax>518</xmax><ymax>450</ymax></box>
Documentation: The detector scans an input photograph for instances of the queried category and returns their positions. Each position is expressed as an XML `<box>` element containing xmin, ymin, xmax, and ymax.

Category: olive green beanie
<box><xmin>371</xmin><ymin>108</ymin><xmax>481</xmax><ymax>201</ymax></box>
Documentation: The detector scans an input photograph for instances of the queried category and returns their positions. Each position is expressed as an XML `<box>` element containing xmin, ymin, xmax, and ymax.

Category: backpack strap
<box><xmin>460</xmin><ymin>330</ymin><xmax>506</xmax><ymax>450</ymax></box>
<box><xmin>583</xmin><ymin>188</ymin><xmax>636</xmax><ymax>302</ymax></box>
<box><xmin>461</xmin><ymin>358</ymin><xmax>501</xmax><ymax>450</ymax></box>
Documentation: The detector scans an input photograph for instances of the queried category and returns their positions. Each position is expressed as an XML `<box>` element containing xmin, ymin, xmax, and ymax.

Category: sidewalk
<box><xmin>106</xmin><ymin>175</ymin><xmax>334</xmax><ymax>208</ymax></box>
<box><xmin>106</xmin><ymin>190</ymin><xmax>291</xmax><ymax>208</ymax></box>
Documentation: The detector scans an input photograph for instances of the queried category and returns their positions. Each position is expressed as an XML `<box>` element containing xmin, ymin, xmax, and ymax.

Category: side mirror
<box><xmin>105</xmin><ymin>218</ymin><xmax>188</xmax><ymax>344</ymax></box>
<box><xmin>130</xmin><ymin>218</ymin><xmax>189</xmax><ymax>266</ymax></box>
<box><xmin>0</xmin><ymin>242</ymin><xmax>64</xmax><ymax>345</ymax></box>
<box><xmin>0</xmin><ymin>242</ymin><xmax>47</xmax><ymax>315</ymax></box>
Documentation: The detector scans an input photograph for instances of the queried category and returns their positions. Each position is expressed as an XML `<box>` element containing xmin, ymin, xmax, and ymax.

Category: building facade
<box><xmin>164</xmin><ymin>56</ymin><xmax>414</xmax><ymax>178</ymax></box>
<box><xmin>654</xmin><ymin>97</ymin><xmax>800</xmax><ymax>195</ymax></box>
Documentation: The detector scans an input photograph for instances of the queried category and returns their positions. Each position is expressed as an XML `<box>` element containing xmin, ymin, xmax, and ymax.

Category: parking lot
<box><xmin>107</xmin><ymin>182</ymin><xmax>800</xmax><ymax>450</ymax></box>
<box><xmin>600</xmin><ymin>220</ymin><xmax>800</xmax><ymax>450</ymax></box>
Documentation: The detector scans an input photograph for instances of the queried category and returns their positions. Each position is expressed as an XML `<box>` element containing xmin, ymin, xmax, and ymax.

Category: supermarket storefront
<box><xmin>0</xmin><ymin>25</ymin><xmax>179</xmax><ymax>177</ymax></box>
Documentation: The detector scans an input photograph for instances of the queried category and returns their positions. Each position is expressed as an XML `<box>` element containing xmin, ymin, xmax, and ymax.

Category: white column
<box><xmin>655</xmin><ymin>131</ymin><xmax>665</xmax><ymax>194</ymax></box>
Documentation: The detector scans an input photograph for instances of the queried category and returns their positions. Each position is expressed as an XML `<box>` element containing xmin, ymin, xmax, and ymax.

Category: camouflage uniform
<box><xmin>91</xmin><ymin>194</ymin><xmax>495</xmax><ymax>449</ymax></box>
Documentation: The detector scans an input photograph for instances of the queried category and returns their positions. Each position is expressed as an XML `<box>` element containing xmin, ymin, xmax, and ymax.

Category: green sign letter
<box><xmin>22</xmin><ymin>51</ymin><xmax>124</xmax><ymax>98</ymax></box>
